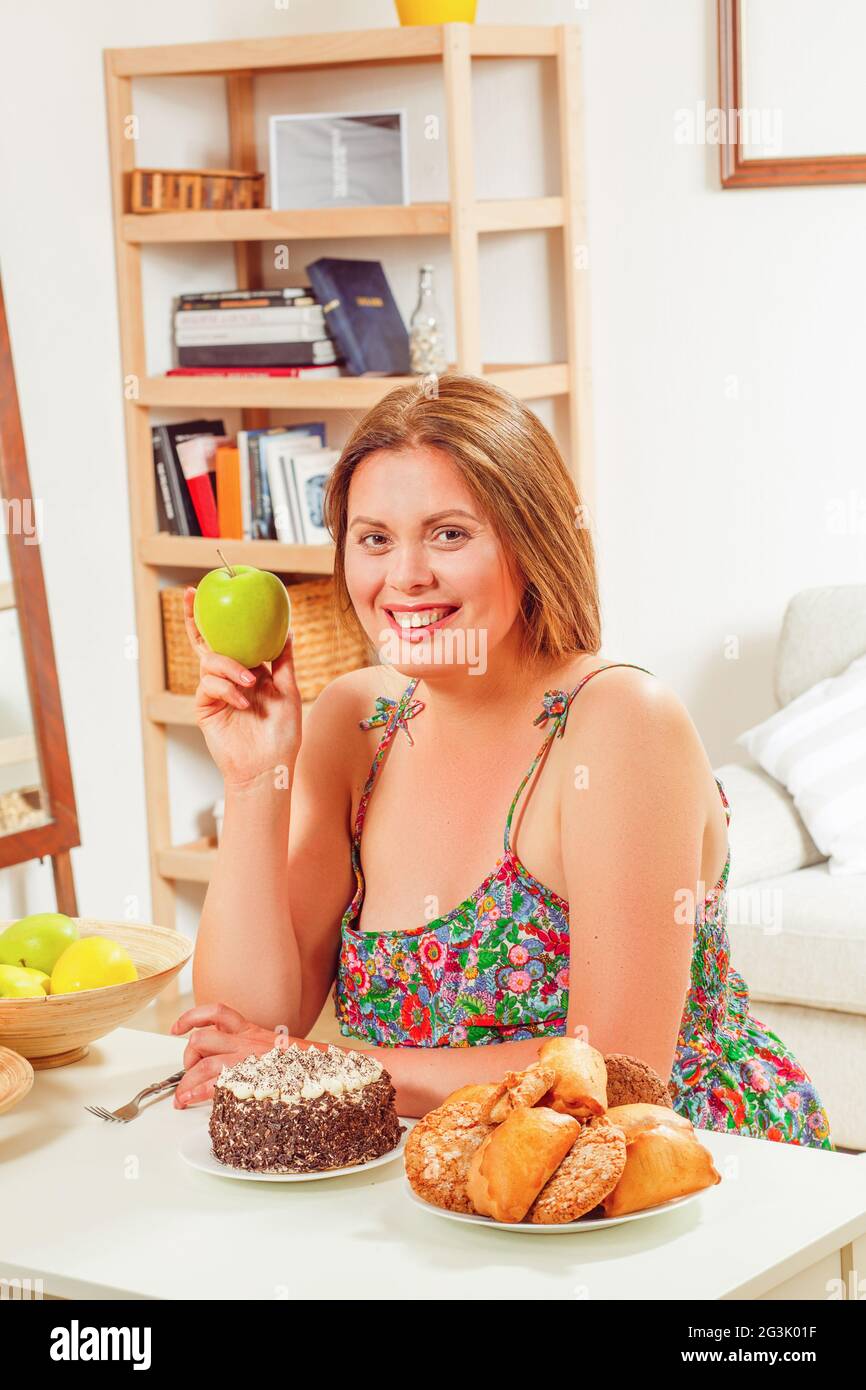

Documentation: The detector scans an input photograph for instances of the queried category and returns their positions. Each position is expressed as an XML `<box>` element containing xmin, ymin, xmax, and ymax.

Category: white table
<box><xmin>1</xmin><ymin>1028</ymin><xmax>864</xmax><ymax>1301</ymax></box>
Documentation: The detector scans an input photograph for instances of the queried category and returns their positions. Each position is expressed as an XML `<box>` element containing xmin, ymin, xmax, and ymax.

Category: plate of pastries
<box><xmin>404</xmin><ymin>1037</ymin><xmax>722</xmax><ymax>1229</ymax></box>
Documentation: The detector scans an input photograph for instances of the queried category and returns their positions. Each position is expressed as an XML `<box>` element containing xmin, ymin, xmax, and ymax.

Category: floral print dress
<box><xmin>333</xmin><ymin>666</ymin><xmax>833</xmax><ymax>1149</ymax></box>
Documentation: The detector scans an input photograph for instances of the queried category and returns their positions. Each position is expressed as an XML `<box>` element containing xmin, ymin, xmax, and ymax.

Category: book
<box><xmin>176</xmin><ymin>434</ymin><xmax>228</xmax><ymax>538</ymax></box>
<box><xmin>292</xmin><ymin>448</ymin><xmax>340</xmax><ymax>544</ymax></box>
<box><xmin>264</xmin><ymin>437</ymin><xmax>326</xmax><ymax>544</ymax></box>
<box><xmin>259</xmin><ymin>428</ymin><xmax>327</xmax><ymax>542</ymax></box>
<box><xmin>151</xmin><ymin>419</ymin><xmax>225</xmax><ymax>535</ymax></box>
<box><xmin>166</xmin><ymin>364</ymin><xmax>342</xmax><ymax>379</ymax></box>
<box><xmin>176</xmin><ymin>287</ymin><xmax>313</xmax><ymax>308</ymax></box>
<box><xmin>305</xmin><ymin>257</ymin><xmax>410</xmax><ymax>376</ymax></box>
<box><xmin>175</xmin><ymin>323</ymin><xmax>331</xmax><ymax>346</ymax></box>
<box><xmin>177</xmin><ymin>340</ymin><xmax>339</xmax><ymax>368</ymax></box>
<box><xmin>215</xmin><ymin>445</ymin><xmax>243</xmax><ymax>539</ymax></box>
<box><xmin>174</xmin><ymin>305</ymin><xmax>325</xmax><ymax>331</ymax></box>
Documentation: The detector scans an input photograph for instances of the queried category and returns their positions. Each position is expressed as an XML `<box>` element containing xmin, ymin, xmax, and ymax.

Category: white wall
<box><xmin>0</xmin><ymin>0</ymin><xmax>863</xmax><ymax>928</ymax></box>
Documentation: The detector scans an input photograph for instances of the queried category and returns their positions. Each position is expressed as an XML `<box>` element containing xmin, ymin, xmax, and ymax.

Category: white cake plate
<box><xmin>179</xmin><ymin>1111</ymin><xmax>411</xmax><ymax>1182</ymax></box>
<box><xmin>404</xmin><ymin>1181</ymin><xmax>702</xmax><ymax>1230</ymax></box>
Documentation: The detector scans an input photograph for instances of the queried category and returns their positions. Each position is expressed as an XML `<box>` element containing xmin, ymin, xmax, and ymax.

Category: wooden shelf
<box><xmin>147</xmin><ymin>693</ymin><xmax>314</xmax><ymax>726</ymax></box>
<box><xmin>157</xmin><ymin>837</ymin><xmax>216</xmax><ymax>884</ymax></box>
<box><xmin>147</xmin><ymin>693</ymin><xmax>200</xmax><ymax>727</ymax></box>
<box><xmin>105</xmin><ymin>22</ymin><xmax>590</xmax><ymax>930</ymax></box>
<box><xmin>107</xmin><ymin>25</ymin><xmax>560</xmax><ymax>78</ymax></box>
<box><xmin>122</xmin><ymin>197</ymin><xmax>564</xmax><ymax>244</ymax></box>
<box><xmin>139</xmin><ymin>363</ymin><xmax>568</xmax><ymax>410</ymax></box>
<box><xmin>139</xmin><ymin>535</ymin><xmax>334</xmax><ymax>572</ymax></box>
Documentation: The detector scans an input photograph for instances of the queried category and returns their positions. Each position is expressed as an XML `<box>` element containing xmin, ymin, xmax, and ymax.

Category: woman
<box><xmin>172</xmin><ymin>375</ymin><xmax>832</xmax><ymax>1148</ymax></box>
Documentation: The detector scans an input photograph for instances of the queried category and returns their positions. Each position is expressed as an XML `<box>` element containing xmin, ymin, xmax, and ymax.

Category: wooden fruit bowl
<box><xmin>0</xmin><ymin>918</ymin><xmax>193</xmax><ymax>1068</ymax></box>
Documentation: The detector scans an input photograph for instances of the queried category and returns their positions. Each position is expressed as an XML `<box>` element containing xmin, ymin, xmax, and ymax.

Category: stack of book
<box><xmin>153</xmin><ymin>418</ymin><xmax>338</xmax><ymax>544</ymax></box>
<box><xmin>169</xmin><ymin>287</ymin><xmax>342</xmax><ymax>375</ymax></box>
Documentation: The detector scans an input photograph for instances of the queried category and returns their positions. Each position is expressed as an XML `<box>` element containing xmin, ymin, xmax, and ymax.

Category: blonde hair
<box><xmin>323</xmin><ymin>374</ymin><xmax>601</xmax><ymax>665</ymax></box>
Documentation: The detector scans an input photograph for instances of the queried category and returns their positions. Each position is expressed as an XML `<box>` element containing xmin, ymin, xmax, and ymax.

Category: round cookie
<box><xmin>527</xmin><ymin>1115</ymin><xmax>627</xmax><ymax>1224</ymax></box>
<box><xmin>604</xmin><ymin>1052</ymin><xmax>673</xmax><ymax>1109</ymax></box>
<box><xmin>404</xmin><ymin>1100</ymin><xmax>495</xmax><ymax>1214</ymax></box>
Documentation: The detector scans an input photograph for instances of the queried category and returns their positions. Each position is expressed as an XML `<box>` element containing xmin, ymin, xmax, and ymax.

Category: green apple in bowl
<box><xmin>193</xmin><ymin>554</ymin><xmax>291</xmax><ymax>669</ymax></box>
<box><xmin>0</xmin><ymin>912</ymin><xmax>79</xmax><ymax>975</ymax></box>
<box><xmin>0</xmin><ymin>963</ymin><xmax>50</xmax><ymax>998</ymax></box>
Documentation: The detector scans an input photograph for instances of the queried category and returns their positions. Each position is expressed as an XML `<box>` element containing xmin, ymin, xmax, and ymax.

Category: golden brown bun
<box><xmin>604</xmin><ymin>1053</ymin><xmax>672</xmax><ymax>1109</ymax></box>
<box><xmin>606</xmin><ymin>1102</ymin><xmax>692</xmax><ymax>1144</ymax></box>
<box><xmin>467</xmin><ymin>1107</ymin><xmax>580</xmax><ymax>1223</ymax></box>
<box><xmin>404</xmin><ymin>1101</ymin><xmax>495</xmax><ymax>1214</ymax></box>
<box><xmin>440</xmin><ymin>1082</ymin><xmax>502</xmax><ymax>1112</ymax></box>
<box><xmin>528</xmin><ymin>1116</ymin><xmax>627</xmax><ymax>1224</ymax></box>
<box><xmin>601</xmin><ymin>1121</ymin><xmax>722</xmax><ymax>1217</ymax></box>
<box><xmin>485</xmin><ymin>1067</ymin><xmax>556</xmax><ymax>1123</ymax></box>
<box><xmin>532</xmin><ymin>1037</ymin><xmax>608</xmax><ymax>1119</ymax></box>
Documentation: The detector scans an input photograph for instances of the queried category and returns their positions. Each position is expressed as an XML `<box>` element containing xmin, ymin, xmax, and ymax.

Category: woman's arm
<box><xmin>557</xmin><ymin>669</ymin><xmax>708</xmax><ymax>1081</ymax></box>
<box><xmin>193</xmin><ymin>672</ymin><xmax>363</xmax><ymax>1034</ymax></box>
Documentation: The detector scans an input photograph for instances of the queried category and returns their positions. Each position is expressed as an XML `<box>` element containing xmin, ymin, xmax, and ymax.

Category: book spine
<box><xmin>265</xmin><ymin>451</ymin><xmax>297</xmax><ymax>545</ymax></box>
<box><xmin>154</xmin><ymin>427</ymin><xmax>193</xmax><ymax>536</ymax></box>
<box><xmin>307</xmin><ymin>266</ymin><xmax>364</xmax><ymax>376</ymax></box>
<box><xmin>248</xmin><ymin>435</ymin><xmax>263</xmax><ymax>540</ymax></box>
<box><xmin>175</xmin><ymin>306</ymin><xmax>325</xmax><ymax>330</ymax></box>
<box><xmin>177</xmin><ymin>288</ymin><xmax>312</xmax><ymax>306</ymax></box>
<box><xmin>177</xmin><ymin>342</ymin><xmax>338</xmax><ymax>368</ymax></box>
<box><xmin>175</xmin><ymin>325</ymin><xmax>330</xmax><ymax>347</ymax></box>
<box><xmin>257</xmin><ymin>444</ymin><xmax>275</xmax><ymax>541</ymax></box>
<box><xmin>151</xmin><ymin>430</ymin><xmax>178</xmax><ymax>534</ymax></box>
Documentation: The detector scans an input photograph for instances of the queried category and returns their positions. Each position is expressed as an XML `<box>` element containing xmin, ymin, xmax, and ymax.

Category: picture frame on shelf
<box><xmin>268</xmin><ymin>109</ymin><xmax>410</xmax><ymax>210</ymax></box>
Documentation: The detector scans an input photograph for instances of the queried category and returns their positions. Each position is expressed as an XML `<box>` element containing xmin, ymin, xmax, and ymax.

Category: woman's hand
<box><xmin>170</xmin><ymin>1002</ymin><xmax>321</xmax><ymax>1107</ymax></box>
<box><xmin>183</xmin><ymin>585</ymin><xmax>303</xmax><ymax>790</ymax></box>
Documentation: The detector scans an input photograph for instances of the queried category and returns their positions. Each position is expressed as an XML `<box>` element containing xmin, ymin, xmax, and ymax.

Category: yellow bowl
<box><xmin>0</xmin><ymin>918</ymin><xmax>193</xmax><ymax>1067</ymax></box>
<box><xmin>395</xmin><ymin>0</ymin><xmax>477</xmax><ymax>23</ymax></box>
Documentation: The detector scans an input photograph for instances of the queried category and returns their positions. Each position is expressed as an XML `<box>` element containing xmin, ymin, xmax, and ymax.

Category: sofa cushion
<box><xmin>775</xmin><ymin>584</ymin><xmax>866</xmax><ymax>708</ymax></box>
<box><xmin>726</xmin><ymin>862</ymin><xmax>866</xmax><ymax>1014</ymax></box>
<box><xmin>736</xmin><ymin>650</ymin><xmax>866</xmax><ymax>876</ymax></box>
<box><xmin>715</xmin><ymin>761</ymin><xmax>823</xmax><ymax>889</ymax></box>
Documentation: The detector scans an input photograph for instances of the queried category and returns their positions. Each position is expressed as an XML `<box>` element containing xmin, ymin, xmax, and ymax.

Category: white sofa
<box><xmin>715</xmin><ymin>585</ymin><xmax>866</xmax><ymax>1152</ymax></box>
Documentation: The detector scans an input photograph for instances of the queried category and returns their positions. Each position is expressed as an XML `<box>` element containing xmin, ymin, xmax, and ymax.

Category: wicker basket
<box><xmin>160</xmin><ymin>579</ymin><xmax>369</xmax><ymax>703</ymax></box>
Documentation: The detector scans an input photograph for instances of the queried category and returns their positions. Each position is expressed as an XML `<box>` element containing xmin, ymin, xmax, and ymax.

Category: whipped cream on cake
<box><xmin>216</xmin><ymin>1043</ymin><xmax>383</xmax><ymax>1103</ymax></box>
<box><xmin>209</xmin><ymin>1042</ymin><xmax>403</xmax><ymax>1174</ymax></box>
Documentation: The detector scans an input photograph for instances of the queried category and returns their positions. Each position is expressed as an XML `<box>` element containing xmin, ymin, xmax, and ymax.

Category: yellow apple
<box><xmin>0</xmin><ymin>963</ymin><xmax>48</xmax><ymax>998</ymax></box>
<box><xmin>50</xmin><ymin>937</ymin><xmax>138</xmax><ymax>994</ymax></box>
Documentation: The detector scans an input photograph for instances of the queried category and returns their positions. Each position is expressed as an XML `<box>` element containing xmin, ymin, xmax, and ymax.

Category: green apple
<box><xmin>193</xmin><ymin>560</ymin><xmax>291</xmax><ymax>669</ymax></box>
<box><xmin>0</xmin><ymin>912</ymin><xmax>79</xmax><ymax>975</ymax></box>
<box><xmin>0</xmin><ymin>963</ymin><xmax>48</xmax><ymax>999</ymax></box>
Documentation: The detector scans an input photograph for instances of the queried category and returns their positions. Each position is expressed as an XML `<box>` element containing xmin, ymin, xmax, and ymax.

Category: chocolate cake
<box><xmin>209</xmin><ymin>1042</ymin><xmax>404</xmax><ymax>1173</ymax></box>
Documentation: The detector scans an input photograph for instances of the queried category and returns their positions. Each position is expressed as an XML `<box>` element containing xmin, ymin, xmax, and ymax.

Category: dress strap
<box><xmin>504</xmin><ymin>663</ymin><xmax>654</xmax><ymax>856</ymax></box>
<box><xmin>352</xmin><ymin>678</ymin><xmax>423</xmax><ymax>853</ymax></box>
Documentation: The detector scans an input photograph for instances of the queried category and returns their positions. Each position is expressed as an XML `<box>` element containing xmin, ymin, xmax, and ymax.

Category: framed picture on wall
<box><xmin>718</xmin><ymin>0</ymin><xmax>866</xmax><ymax>187</ymax></box>
<box><xmin>268</xmin><ymin>109</ymin><xmax>410</xmax><ymax>209</ymax></box>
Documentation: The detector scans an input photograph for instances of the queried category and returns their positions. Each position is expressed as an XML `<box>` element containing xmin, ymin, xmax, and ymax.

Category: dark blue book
<box><xmin>306</xmin><ymin>257</ymin><xmax>410</xmax><ymax>376</ymax></box>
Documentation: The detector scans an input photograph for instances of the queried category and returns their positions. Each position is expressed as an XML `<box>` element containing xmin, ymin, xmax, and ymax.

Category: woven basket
<box><xmin>160</xmin><ymin>579</ymin><xmax>369</xmax><ymax>703</ymax></box>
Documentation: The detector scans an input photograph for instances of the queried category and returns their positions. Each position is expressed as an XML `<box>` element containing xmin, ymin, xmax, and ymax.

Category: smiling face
<box><xmin>344</xmin><ymin>444</ymin><xmax>524</xmax><ymax>678</ymax></box>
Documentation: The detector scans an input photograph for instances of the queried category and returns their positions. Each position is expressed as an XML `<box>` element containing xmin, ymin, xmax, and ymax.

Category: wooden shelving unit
<box><xmin>104</xmin><ymin>22</ymin><xmax>592</xmax><ymax>927</ymax></box>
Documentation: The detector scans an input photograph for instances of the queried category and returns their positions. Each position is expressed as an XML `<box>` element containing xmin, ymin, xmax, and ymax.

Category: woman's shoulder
<box><xmin>557</xmin><ymin>657</ymin><xmax>714</xmax><ymax>807</ymax></box>
<box><xmin>558</xmin><ymin>657</ymin><xmax>699</xmax><ymax>758</ymax></box>
<box><xmin>302</xmin><ymin>664</ymin><xmax>410</xmax><ymax>742</ymax></box>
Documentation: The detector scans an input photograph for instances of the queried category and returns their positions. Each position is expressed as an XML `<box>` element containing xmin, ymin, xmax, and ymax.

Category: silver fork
<box><xmin>85</xmin><ymin>1070</ymin><xmax>185</xmax><ymax>1123</ymax></box>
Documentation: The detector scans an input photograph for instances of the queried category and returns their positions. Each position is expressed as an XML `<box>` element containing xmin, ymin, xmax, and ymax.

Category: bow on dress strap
<box><xmin>359</xmin><ymin>691</ymin><xmax>426</xmax><ymax>745</ymax></box>
<box><xmin>532</xmin><ymin>689</ymin><xmax>573</xmax><ymax>738</ymax></box>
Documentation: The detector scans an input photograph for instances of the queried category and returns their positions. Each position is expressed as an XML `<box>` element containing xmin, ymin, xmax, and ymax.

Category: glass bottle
<box><xmin>409</xmin><ymin>264</ymin><xmax>448</xmax><ymax>376</ymax></box>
